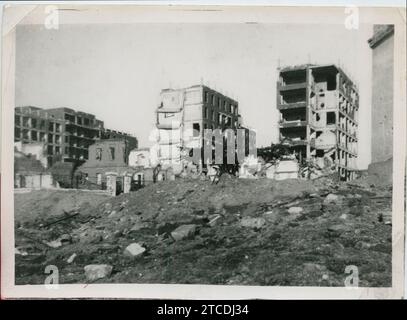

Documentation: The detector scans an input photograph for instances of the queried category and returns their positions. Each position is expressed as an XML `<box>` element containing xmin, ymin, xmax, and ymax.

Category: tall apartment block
<box><xmin>368</xmin><ymin>25</ymin><xmax>394</xmax><ymax>163</ymax></box>
<box><xmin>155</xmin><ymin>85</ymin><xmax>241</xmax><ymax>172</ymax></box>
<box><xmin>15</xmin><ymin>107</ymin><xmax>139</xmax><ymax>168</ymax></box>
<box><xmin>15</xmin><ymin>106</ymin><xmax>104</xmax><ymax>167</ymax></box>
<box><xmin>277</xmin><ymin>64</ymin><xmax>359</xmax><ymax>181</ymax></box>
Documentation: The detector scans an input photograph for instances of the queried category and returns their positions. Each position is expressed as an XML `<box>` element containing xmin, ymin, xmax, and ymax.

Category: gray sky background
<box><xmin>15</xmin><ymin>23</ymin><xmax>373</xmax><ymax>169</ymax></box>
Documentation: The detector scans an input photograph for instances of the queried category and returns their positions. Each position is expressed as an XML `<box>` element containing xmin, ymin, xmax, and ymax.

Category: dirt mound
<box><xmin>15</xmin><ymin>190</ymin><xmax>108</xmax><ymax>224</ymax></box>
<box><xmin>14</xmin><ymin>176</ymin><xmax>392</xmax><ymax>287</ymax></box>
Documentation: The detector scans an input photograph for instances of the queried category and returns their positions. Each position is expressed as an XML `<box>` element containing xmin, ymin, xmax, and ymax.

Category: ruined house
<box><xmin>277</xmin><ymin>64</ymin><xmax>358</xmax><ymax>181</ymax></box>
<box><xmin>77</xmin><ymin>139</ymin><xmax>134</xmax><ymax>190</ymax></box>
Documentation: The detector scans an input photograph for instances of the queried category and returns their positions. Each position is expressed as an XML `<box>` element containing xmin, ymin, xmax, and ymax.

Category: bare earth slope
<box><xmin>15</xmin><ymin>169</ymin><xmax>392</xmax><ymax>287</ymax></box>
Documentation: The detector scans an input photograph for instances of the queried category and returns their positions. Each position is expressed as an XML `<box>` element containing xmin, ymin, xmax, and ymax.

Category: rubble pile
<box><xmin>15</xmin><ymin>162</ymin><xmax>392</xmax><ymax>287</ymax></box>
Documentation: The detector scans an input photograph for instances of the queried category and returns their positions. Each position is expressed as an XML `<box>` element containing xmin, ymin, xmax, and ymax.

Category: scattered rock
<box><xmin>123</xmin><ymin>243</ymin><xmax>146</xmax><ymax>257</ymax></box>
<box><xmin>108</xmin><ymin>210</ymin><xmax>117</xmax><ymax>218</ymax></box>
<box><xmin>79</xmin><ymin>230</ymin><xmax>104</xmax><ymax>244</ymax></box>
<box><xmin>323</xmin><ymin>193</ymin><xmax>340</xmax><ymax>205</ymax></box>
<box><xmin>156</xmin><ymin>222</ymin><xmax>177</xmax><ymax>235</ymax></box>
<box><xmin>381</xmin><ymin>211</ymin><xmax>392</xmax><ymax>225</ymax></box>
<box><xmin>15</xmin><ymin>247</ymin><xmax>28</xmax><ymax>256</ymax></box>
<box><xmin>119</xmin><ymin>201</ymin><xmax>128</xmax><ymax>211</ymax></box>
<box><xmin>130</xmin><ymin>222</ymin><xmax>150</xmax><ymax>232</ymax></box>
<box><xmin>171</xmin><ymin>224</ymin><xmax>197</xmax><ymax>241</ymax></box>
<box><xmin>340</xmin><ymin>214</ymin><xmax>348</xmax><ymax>220</ymax></box>
<box><xmin>303</xmin><ymin>263</ymin><xmax>325</xmax><ymax>273</ymax></box>
<box><xmin>45</xmin><ymin>240</ymin><xmax>62</xmax><ymax>248</ymax></box>
<box><xmin>67</xmin><ymin>253</ymin><xmax>77</xmax><ymax>264</ymax></box>
<box><xmin>84</xmin><ymin>264</ymin><xmax>113</xmax><ymax>282</ymax></box>
<box><xmin>287</xmin><ymin>207</ymin><xmax>303</xmax><ymax>215</ymax></box>
<box><xmin>355</xmin><ymin>241</ymin><xmax>371</xmax><ymax>250</ymax></box>
<box><xmin>59</xmin><ymin>234</ymin><xmax>72</xmax><ymax>244</ymax></box>
<box><xmin>208</xmin><ymin>214</ymin><xmax>222</xmax><ymax>227</ymax></box>
<box><xmin>240</xmin><ymin>217</ymin><xmax>266</xmax><ymax>229</ymax></box>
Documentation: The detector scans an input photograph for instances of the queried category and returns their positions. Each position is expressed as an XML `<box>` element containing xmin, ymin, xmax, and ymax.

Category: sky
<box><xmin>15</xmin><ymin>23</ymin><xmax>373</xmax><ymax>169</ymax></box>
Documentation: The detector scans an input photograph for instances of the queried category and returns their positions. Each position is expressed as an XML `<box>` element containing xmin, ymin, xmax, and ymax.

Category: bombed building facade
<box><xmin>277</xmin><ymin>64</ymin><xmax>358</xmax><ymax>181</ymax></box>
<box><xmin>154</xmin><ymin>85</ymin><xmax>254</xmax><ymax>174</ymax></box>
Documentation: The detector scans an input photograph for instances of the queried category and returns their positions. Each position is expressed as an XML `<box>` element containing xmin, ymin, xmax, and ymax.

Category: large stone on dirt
<box><xmin>130</xmin><ymin>222</ymin><xmax>150</xmax><ymax>232</ymax></box>
<box><xmin>287</xmin><ymin>207</ymin><xmax>303</xmax><ymax>215</ymax></box>
<box><xmin>45</xmin><ymin>240</ymin><xmax>62</xmax><ymax>248</ymax></box>
<box><xmin>323</xmin><ymin>194</ymin><xmax>341</xmax><ymax>205</ymax></box>
<box><xmin>59</xmin><ymin>234</ymin><xmax>72</xmax><ymax>244</ymax></box>
<box><xmin>240</xmin><ymin>217</ymin><xmax>266</xmax><ymax>229</ymax></box>
<box><xmin>84</xmin><ymin>264</ymin><xmax>113</xmax><ymax>282</ymax></box>
<box><xmin>67</xmin><ymin>253</ymin><xmax>77</xmax><ymax>264</ymax></box>
<box><xmin>171</xmin><ymin>224</ymin><xmax>197</xmax><ymax>241</ymax></box>
<box><xmin>123</xmin><ymin>243</ymin><xmax>146</xmax><ymax>257</ymax></box>
<box><xmin>79</xmin><ymin>230</ymin><xmax>104</xmax><ymax>244</ymax></box>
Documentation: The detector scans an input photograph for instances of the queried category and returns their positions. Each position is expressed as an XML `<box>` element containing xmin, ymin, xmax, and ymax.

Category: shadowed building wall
<box><xmin>368</xmin><ymin>25</ymin><xmax>394</xmax><ymax>164</ymax></box>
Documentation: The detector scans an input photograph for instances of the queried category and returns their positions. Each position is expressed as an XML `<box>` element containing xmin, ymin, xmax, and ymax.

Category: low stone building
<box><xmin>14</xmin><ymin>149</ymin><xmax>53</xmax><ymax>189</ymax></box>
<box><xmin>77</xmin><ymin>139</ymin><xmax>135</xmax><ymax>192</ymax></box>
<box><xmin>77</xmin><ymin>139</ymin><xmax>174</xmax><ymax>195</ymax></box>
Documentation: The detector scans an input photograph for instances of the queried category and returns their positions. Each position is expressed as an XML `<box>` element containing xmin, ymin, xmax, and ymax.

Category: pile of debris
<box><xmin>14</xmin><ymin>160</ymin><xmax>393</xmax><ymax>286</ymax></box>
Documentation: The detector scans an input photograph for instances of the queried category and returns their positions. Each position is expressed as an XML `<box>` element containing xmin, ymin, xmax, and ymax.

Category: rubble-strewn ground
<box><xmin>15</xmin><ymin>165</ymin><xmax>392</xmax><ymax>287</ymax></box>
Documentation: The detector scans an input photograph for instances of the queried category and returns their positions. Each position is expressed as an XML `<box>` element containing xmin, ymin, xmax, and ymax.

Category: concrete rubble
<box><xmin>84</xmin><ymin>264</ymin><xmax>113</xmax><ymax>282</ymax></box>
<box><xmin>171</xmin><ymin>224</ymin><xmax>197</xmax><ymax>241</ymax></box>
<box><xmin>14</xmin><ymin>159</ymin><xmax>392</xmax><ymax>286</ymax></box>
<box><xmin>123</xmin><ymin>243</ymin><xmax>146</xmax><ymax>257</ymax></box>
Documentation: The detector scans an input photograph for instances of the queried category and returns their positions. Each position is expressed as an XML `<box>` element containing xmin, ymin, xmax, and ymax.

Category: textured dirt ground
<box><xmin>14</xmin><ymin>169</ymin><xmax>392</xmax><ymax>287</ymax></box>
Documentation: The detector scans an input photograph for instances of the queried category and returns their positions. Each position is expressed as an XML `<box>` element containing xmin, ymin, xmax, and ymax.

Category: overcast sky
<box><xmin>15</xmin><ymin>23</ymin><xmax>373</xmax><ymax>169</ymax></box>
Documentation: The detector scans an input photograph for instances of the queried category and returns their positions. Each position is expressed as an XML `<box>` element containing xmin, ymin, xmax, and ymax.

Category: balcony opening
<box><xmin>312</xmin><ymin>67</ymin><xmax>338</xmax><ymax>91</ymax></box>
<box><xmin>280</xmin><ymin>88</ymin><xmax>306</xmax><ymax>104</ymax></box>
<box><xmin>280</xmin><ymin>126</ymin><xmax>307</xmax><ymax>141</ymax></box>
<box><xmin>280</xmin><ymin>69</ymin><xmax>306</xmax><ymax>85</ymax></box>
<box><xmin>327</xmin><ymin>112</ymin><xmax>336</xmax><ymax>125</ymax></box>
<box><xmin>281</xmin><ymin>107</ymin><xmax>306</xmax><ymax>122</ymax></box>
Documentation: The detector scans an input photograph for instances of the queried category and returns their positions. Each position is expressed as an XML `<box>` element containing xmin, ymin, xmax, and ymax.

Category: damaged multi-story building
<box><xmin>14</xmin><ymin>106</ymin><xmax>138</xmax><ymax>168</ymax></box>
<box><xmin>277</xmin><ymin>64</ymin><xmax>359</xmax><ymax>181</ymax></box>
<box><xmin>155</xmin><ymin>85</ymin><xmax>252</xmax><ymax>174</ymax></box>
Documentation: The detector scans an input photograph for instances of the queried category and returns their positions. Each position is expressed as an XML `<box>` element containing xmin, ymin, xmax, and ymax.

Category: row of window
<box><xmin>204</xmin><ymin>91</ymin><xmax>237</xmax><ymax>115</ymax></box>
<box><xmin>15</xmin><ymin>116</ymin><xmax>62</xmax><ymax>133</ymax></box>
<box><xmin>64</xmin><ymin>113</ymin><xmax>93</xmax><ymax>126</ymax></box>
<box><xmin>15</xmin><ymin>128</ymin><xmax>96</xmax><ymax>148</ymax></box>
<box><xmin>95</xmin><ymin>147</ymin><xmax>116</xmax><ymax>161</ymax></box>
<box><xmin>204</xmin><ymin>107</ymin><xmax>234</xmax><ymax>125</ymax></box>
<box><xmin>15</xmin><ymin>128</ymin><xmax>63</xmax><ymax>144</ymax></box>
<box><xmin>48</xmin><ymin>146</ymin><xmax>88</xmax><ymax>159</ymax></box>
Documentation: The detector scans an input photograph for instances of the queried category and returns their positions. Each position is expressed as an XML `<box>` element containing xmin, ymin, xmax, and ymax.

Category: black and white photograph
<box><xmin>1</xmin><ymin>3</ymin><xmax>406</xmax><ymax>299</ymax></box>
